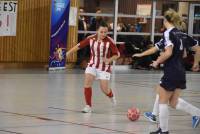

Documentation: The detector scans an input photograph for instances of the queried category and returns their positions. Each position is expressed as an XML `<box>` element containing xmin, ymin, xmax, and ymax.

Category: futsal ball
<box><xmin>127</xmin><ymin>107</ymin><xmax>140</xmax><ymax>121</ymax></box>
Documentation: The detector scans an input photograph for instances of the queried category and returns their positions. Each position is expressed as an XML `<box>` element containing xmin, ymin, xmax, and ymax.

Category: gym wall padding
<box><xmin>0</xmin><ymin>0</ymin><xmax>78</xmax><ymax>66</ymax></box>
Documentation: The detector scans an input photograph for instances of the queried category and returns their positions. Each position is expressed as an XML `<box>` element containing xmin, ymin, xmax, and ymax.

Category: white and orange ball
<box><xmin>127</xmin><ymin>107</ymin><xmax>140</xmax><ymax>121</ymax></box>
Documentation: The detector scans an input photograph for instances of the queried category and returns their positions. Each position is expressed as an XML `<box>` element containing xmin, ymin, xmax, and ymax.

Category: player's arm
<box><xmin>186</xmin><ymin>36</ymin><xmax>200</xmax><ymax>71</ymax></box>
<box><xmin>66</xmin><ymin>38</ymin><xmax>90</xmax><ymax>57</ymax></box>
<box><xmin>105</xmin><ymin>54</ymin><xmax>120</xmax><ymax>64</ymax></box>
<box><xmin>132</xmin><ymin>46</ymin><xmax>158</xmax><ymax>58</ymax></box>
<box><xmin>132</xmin><ymin>38</ymin><xmax>164</xmax><ymax>58</ymax></box>
<box><xmin>151</xmin><ymin>32</ymin><xmax>173</xmax><ymax>68</ymax></box>
<box><xmin>183</xmin><ymin>48</ymin><xmax>187</xmax><ymax>58</ymax></box>
<box><xmin>104</xmin><ymin>40</ymin><xmax>120</xmax><ymax>64</ymax></box>
<box><xmin>66</xmin><ymin>45</ymin><xmax>80</xmax><ymax>57</ymax></box>
<box><xmin>191</xmin><ymin>45</ymin><xmax>200</xmax><ymax>71</ymax></box>
<box><xmin>152</xmin><ymin>46</ymin><xmax>173</xmax><ymax>67</ymax></box>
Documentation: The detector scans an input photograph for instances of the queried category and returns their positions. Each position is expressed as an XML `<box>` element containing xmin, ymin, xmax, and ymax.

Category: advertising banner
<box><xmin>49</xmin><ymin>0</ymin><xmax>70</xmax><ymax>70</ymax></box>
<box><xmin>0</xmin><ymin>1</ymin><xmax>17</xmax><ymax>36</ymax></box>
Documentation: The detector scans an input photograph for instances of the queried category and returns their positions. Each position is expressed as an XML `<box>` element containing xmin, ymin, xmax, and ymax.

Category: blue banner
<box><xmin>49</xmin><ymin>0</ymin><xmax>70</xmax><ymax>70</ymax></box>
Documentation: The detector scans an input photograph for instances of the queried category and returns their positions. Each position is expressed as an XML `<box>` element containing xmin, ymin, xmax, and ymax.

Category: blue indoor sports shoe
<box><xmin>192</xmin><ymin>116</ymin><xmax>200</xmax><ymax>128</ymax></box>
<box><xmin>144</xmin><ymin>112</ymin><xmax>157</xmax><ymax>123</ymax></box>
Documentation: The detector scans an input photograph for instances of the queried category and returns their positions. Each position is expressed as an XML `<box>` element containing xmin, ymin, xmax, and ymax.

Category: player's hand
<box><xmin>192</xmin><ymin>64</ymin><xmax>199</xmax><ymax>72</ymax></box>
<box><xmin>160</xmin><ymin>52</ymin><xmax>164</xmax><ymax>56</ymax></box>
<box><xmin>66</xmin><ymin>52</ymin><xmax>70</xmax><ymax>57</ymax></box>
<box><xmin>103</xmin><ymin>58</ymin><xmax>111</xmax><ymax>64</ymax></box>
<box><xmin>132</xmin><ymin>53</ymin><xmax>143</xmax><ymax>58</ymax></box>
<box><xmin>150</xmin><ymin>61</ymin><xmax>159</xmax><ymax>68</ymax></box>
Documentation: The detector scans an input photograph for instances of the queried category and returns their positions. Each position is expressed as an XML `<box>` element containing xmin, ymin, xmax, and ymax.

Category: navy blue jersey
<box><xmin>155</xmin><ymin>33</ymin><xmax>198</xmax><ymax>51</ymax></box>
<box><xmin>154</xmin><ymin>28</ymin><xmax>198</xmax><ymax>90</ymax></box>
<box><xmin>155</xmin><ymin>28</ymin><xmax>199</xmax><ymax>90</ymax></box>
<box><xmin>155</xmin><ymin>38</ymin><xmax>164</xmax><ymax>50</ymax></box>
<box><xmin>182</xmin><ymin>34</ymin><xmax>199</xmax><ymax>51</ymax></box>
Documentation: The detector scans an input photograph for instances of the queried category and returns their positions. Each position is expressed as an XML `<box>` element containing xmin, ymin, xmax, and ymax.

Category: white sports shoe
<box><xmin>110</xmin><ymin>96</ymin><xmax>117</xmax><ymax>106</ymax></box>
<box><xmin>82</xmin><ymin>105</ymin><xmax>92</xmax><ymax>113</ymax></box>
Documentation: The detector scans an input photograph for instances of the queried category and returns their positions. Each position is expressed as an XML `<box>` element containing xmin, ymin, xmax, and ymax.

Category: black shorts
<box><xmin>160</xmin><ymin>75</ymin><xmax>186</xmax><ymax>91</ymax></box>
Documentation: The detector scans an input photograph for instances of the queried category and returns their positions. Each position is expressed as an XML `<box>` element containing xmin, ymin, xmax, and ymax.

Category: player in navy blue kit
<box><xmin>142</xmin><ymin>36</ymin><xmax>200</xmax><ymax>125</ymax></box>
<box><xmin>133</xmin><ymin>9</ymin><xmax>200</xmax><ymax>134</ymax></box>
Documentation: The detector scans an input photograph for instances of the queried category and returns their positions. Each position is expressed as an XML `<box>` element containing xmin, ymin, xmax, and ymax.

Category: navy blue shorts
<box><xmin>160</xmin><ymin>75</ymin><xmax>186</xmax><ymax>91</ymax></box>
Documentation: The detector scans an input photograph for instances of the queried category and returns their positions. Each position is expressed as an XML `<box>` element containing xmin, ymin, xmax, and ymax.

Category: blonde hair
<box><xmin>164</xmin><ymin>9</ymin><xmax>186</xmax><ymax>31</ymax></box>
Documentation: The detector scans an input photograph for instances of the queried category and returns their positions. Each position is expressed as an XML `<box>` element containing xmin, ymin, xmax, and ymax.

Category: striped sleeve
<box><xmin>77</xmin><ymin>38</ymin><xmax>90</xmax><ymax>49</ymax></box>
<box><xmin>107</xmin><ymin>36</ymin><xmax>120</xmax><ymax>56</ymax></box>
<box><xmin>78</xmin><ymin>34</ymin><xmax>96</xmax><ymax>49</ymax></box>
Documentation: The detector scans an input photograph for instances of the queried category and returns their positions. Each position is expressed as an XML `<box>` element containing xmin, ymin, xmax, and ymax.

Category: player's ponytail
<box><xmin>164</xmin><ymin>9</ymin><xmax>185</xmax><ymax>31</ymax></box>
<box><xmin>179</xmin><ymin>21</ymin><xmax>186</xmax><ymax>32</ymax></box>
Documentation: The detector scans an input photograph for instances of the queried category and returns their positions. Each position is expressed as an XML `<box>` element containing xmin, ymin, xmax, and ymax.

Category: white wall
<box><xmin>179</xmin><ymin>2</ymin><xmax>189</xmax><ymax>16</ymax></box>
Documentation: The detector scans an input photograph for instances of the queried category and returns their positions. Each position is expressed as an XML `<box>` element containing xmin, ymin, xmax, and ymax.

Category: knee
<box><xmin>100</xmin><ymin>83</ymin><xmax>108</xmax><ymax>91</ymax></box>
<box><xmin>99</xmin><ymin>84</ymin><xmax>103</xmax><ymax>90</ymax></box>
<box><xmin>84</xmin><ymin>85</ymin><xmax>91</xmax><ymax>88</ymax></box>
<box><xmin>169</xmin><ymin>99</ymin><xmax>177</xmax><ymax>109</ymax></box>
<box><xmin>84</xmin><ymin>82</ymin><xmax>91</xmax><ymax>88</ymax></box>
<box><xmin>84</xmin><ymin>81</ymin><xmax>92</xmax><ymax>88</ymax></box>
<box><xmin>100</xmin><ymin>85</ymin><xmax>107</xmax><ymax>91</ymax></box>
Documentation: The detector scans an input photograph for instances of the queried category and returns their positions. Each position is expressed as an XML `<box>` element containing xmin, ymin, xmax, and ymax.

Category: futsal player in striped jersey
<box><xmin>67</xmin><ymin>22</ymin><xmax>120</xmax><ymax>113</ymax></box>
<box><xmin>133</xmin><ymin>9</ymin><xmax>200</xmax><ymax>133</ymax></box>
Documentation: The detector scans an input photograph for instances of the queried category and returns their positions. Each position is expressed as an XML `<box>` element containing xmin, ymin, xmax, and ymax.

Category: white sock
<box><xmin>152</xmin><ymin>94</ymin><xmax>159</xmax><ymax>116</ymax></box>
<box><xmin>159</xmin><ymin>104</ymin><xmax>169</xmax><ymax>132</ymax></box>
<box><xmin>176</xmin><ymin>98</ymin><xmax>200</xmax><ymax>116</ymax></box>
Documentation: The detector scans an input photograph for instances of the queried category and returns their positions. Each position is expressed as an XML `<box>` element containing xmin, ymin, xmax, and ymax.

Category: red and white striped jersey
<box><xmin>78</xmin><ymin>34</ymin><xmax>120</xmax><ymax>72</ymax></box>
